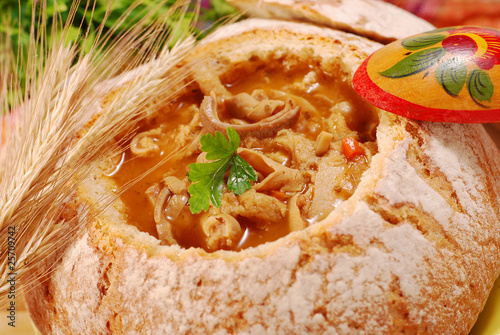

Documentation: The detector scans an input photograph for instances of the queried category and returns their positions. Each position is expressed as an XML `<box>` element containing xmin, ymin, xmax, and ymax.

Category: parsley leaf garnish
<box><xmin>187</xmin><ymin>127</ymin><xmax>258</xmax><ymax>214</ymax></box>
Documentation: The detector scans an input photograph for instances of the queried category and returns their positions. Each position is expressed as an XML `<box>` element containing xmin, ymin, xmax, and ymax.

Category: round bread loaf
<box><xmin>25</xmin><ymin>11</ymin><xmax>500</xmax><ymax>335</ymax></box>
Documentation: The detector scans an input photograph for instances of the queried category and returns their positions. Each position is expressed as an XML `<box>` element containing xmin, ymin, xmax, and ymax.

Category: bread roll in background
<box><xmin>227</xmin><ymin>0</ymin><xmax>434</xmax><ymax>43</ymax></box>
<box><xmin>25</xmin><ymin>0</ymin><xmax>500</xmax><ymax>334</ymax></box>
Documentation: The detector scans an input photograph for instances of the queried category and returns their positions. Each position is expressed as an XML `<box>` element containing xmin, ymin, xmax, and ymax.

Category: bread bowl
<box><xmin>25</xmin><ymin>1</ymin><xmax>500</xmax><ymax>334</ymax></box>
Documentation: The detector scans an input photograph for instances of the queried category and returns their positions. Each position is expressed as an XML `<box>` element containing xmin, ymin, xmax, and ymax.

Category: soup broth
<box><xmin>110</xmin><ymin>61</ymin><xmax>379</xmax><ymax>252</ymax></box>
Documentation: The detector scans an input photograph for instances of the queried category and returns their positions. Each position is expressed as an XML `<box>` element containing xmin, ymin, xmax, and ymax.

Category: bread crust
<box><xmin>227</xmin><ymin>0</ymin><xmax>435</xmax><ymax>43</ymax></box>
<box><xmin>25</xmin><ymin>19</ymin><xmax>500</xmax><ymax>335</ymax></box>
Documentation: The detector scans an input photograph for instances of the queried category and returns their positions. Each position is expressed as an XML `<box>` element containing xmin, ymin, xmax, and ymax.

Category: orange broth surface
<box><xmin>111</xmin><ymin>66</ymin><xmax>377</xmax><ymax>252</ymax></box>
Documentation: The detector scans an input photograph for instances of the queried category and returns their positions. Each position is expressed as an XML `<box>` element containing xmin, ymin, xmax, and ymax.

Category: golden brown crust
<box><xmin>26</xmin><ymin>18</ymin><xmax>500</xmax><ymax>335</ymax></box>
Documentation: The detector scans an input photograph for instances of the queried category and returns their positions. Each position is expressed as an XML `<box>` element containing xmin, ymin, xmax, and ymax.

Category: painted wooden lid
<box><xmin>353</xmin><ymin>26</ymin><xmax>500</xmax><ymax>123</ymax></box>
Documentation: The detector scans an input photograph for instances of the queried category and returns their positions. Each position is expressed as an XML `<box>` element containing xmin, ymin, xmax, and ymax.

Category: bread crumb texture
<box><xmin>25</xmin><ymin>20</ymin><xmax>500</xmax><ymax>335</ymax></box>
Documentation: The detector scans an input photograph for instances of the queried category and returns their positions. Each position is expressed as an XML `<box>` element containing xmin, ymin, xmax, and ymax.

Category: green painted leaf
<box><xmin>402</xmin><ymin>34</ymin><xmax>447</xmax><ymax>50</ymax></box>
<box><xmin>380</xmin><ymin>47</ymin><xmax>446</xmax><ymax>78</ymax></box>
<box><xmin>227</xmin><ymin>154</ymin><xmax>258</xmax><ymax>195</ymax></box>
<box><xmin>435</xmin><ymin>58</ymin><xmax>467</xmax><ymax>96</ymax></box>
<box><xmin>467</xmin><ymin>69</ymin><xmax>494</xmax><ymax>107</ymax></box>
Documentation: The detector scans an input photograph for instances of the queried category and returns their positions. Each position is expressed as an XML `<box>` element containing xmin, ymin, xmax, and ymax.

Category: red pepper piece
<box><xmin>342</xmin><ymin>137</ymin><xmax>364</xmax><ymax>160</ymax></box>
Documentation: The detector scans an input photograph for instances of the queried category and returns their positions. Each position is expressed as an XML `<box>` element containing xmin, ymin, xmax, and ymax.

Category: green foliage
<box><xmin>0</xmin><ymin>0</ymin><xmax>237</xmax><ymax>110</ymax></box>
<box><xmin>1</xmin><ymin>0</ymin><xmax>200</xmax><ymax>59</ymax></box>
<box><xmin>0</xmin><ymin>0</ymin><xmax>237</xmax><ymax>56</ymax></box>
<box><xmin>201</xmin><ymin>0</ymin><xmax>237</xmax><ymax>23</ymax></box>
<box><xmin>187</xmin><ymin>127</ymin><xmax>257</xmax><ymax>214</ymax></box>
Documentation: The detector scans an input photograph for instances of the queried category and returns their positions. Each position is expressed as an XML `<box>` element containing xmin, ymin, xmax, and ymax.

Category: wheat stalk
<box><xmin>0</xmin><ymin>0</ymin><xmax>201</xmax><ymax>308</ymax></box>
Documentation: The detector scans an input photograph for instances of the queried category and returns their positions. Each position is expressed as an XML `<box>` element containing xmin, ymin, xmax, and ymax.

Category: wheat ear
<box><xmin>0</xmin><ymin>0</ymin><xmax>201</xmax><ymax>307</ymax></box>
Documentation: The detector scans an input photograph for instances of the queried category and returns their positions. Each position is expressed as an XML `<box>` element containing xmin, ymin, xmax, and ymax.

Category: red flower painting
<box><xmin>443</xmin><ymin>27</ymin><xmax>500</xmax><ymax>70</ymax></box>
<box><xmin>380</xmin><ymin>26</ymin><xmax>500</xmax><ymax>107</ymax></box>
